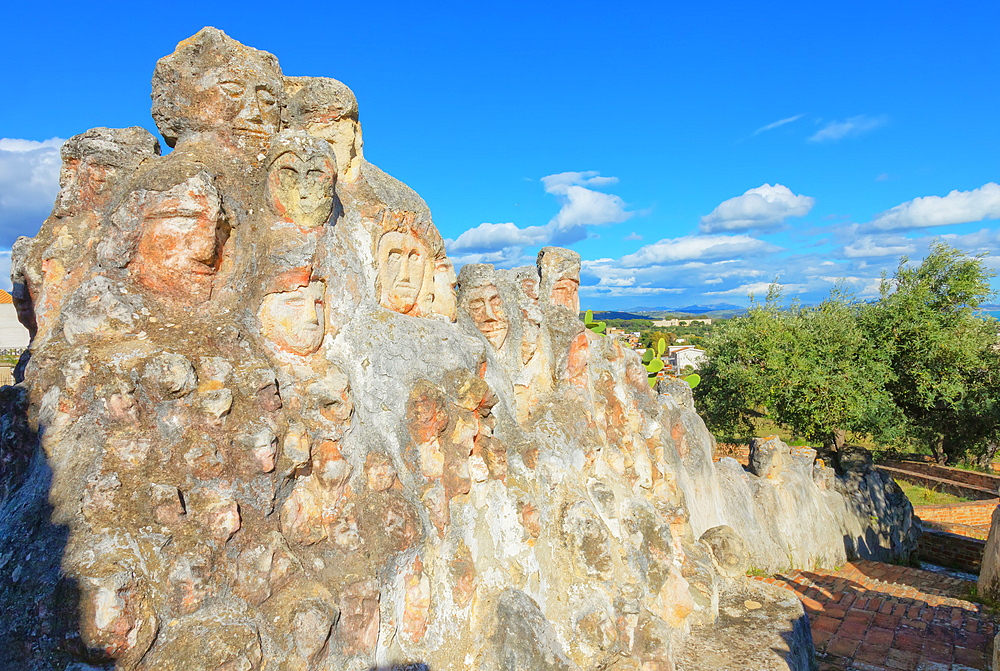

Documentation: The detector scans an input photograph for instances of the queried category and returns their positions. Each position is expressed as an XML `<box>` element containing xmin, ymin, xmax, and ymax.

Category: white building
<box><xmin>0</xmin><ymin>291</ymin><xmax>28</xmax><ymax>349</ymax></box>
<box><xmin>667</xmin><ymin>345</ymin><xmax>706</xmax><ymax>373</ymax></box>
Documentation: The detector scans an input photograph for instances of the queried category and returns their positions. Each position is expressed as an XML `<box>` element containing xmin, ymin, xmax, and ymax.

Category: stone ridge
<box><xmin>0</xmin><ymin>26</ymin><xmax>918</xmax><ymax>671</ymax></box>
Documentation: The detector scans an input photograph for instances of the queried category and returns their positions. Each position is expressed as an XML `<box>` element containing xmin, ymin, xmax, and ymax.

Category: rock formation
<box><xmin>0</xmin><ymin>27</ymin><xmax>917</xmax><ymax>671</ymax></box>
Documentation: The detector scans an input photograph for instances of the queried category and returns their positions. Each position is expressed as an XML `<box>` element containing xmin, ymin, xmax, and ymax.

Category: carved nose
<box><xmin>302</xmin><ymin>299</ymin><xmax>319</xmax><ymax>325</ymax></box>
<box><xmin>239</xmin><ymin>93</ymin><xmax>263</xmax><ymax>124</ymax></box>
<box><xmin>484</xmin><ymin>301</ymin><xmax>497</xmax><ymax>321</ymax></box>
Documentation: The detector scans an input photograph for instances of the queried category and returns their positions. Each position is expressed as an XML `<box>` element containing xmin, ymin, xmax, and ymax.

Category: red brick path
<box><xmin>753</xmin><ymin>560</ymin><xmax>996</xmax><ymax>670</ymax></box>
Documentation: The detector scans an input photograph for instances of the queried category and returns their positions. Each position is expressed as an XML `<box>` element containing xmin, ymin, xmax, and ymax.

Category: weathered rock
<box><xmin>978</xmin><ymin>504</ymin><xmax>1000</xmax><ymax>600</ymax></box>
<box><xmin>0</xmin><ymin>26</ymin><xmax>917</xmax><ymax>671</ymax></box>
<box><xmin>677</xmin><ymin>581</ymin><xmax>817</xmax><ymax>671</ymax></box>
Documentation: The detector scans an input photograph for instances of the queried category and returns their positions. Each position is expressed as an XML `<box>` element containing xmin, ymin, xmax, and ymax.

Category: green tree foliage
<box><xmin>861</xmin><ymin>242</ymin><xmax>999</xmax><ymax>465</ymax></box>
<box><xmin>695</xmin><ymin>242</ymin><xmax>1000</xmax><ymax>464</ymax></box>
<box><xmin>694</xmin><ymin>284</ymin><xmax>898</xmax><ymax>450</ymax></box>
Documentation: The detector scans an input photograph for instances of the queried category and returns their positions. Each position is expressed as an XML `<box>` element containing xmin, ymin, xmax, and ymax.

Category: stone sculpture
<box><xmin>376</xmin><ymin>227</ymin><xmax>430</xmax><ymax>315</ymax></box>
<box><xmin>0</xmin><ymin>26</ymin><xmax>918</xmax><ymax>671</ymax></box>
<box><xmin>458</xmin><ymin>263</ymin><xmax>509</xmax><ymax>350</ymax></box>
<box><xmin>264</xmin><ymin>131</ymin><xmax>337</xmax><ymax>228</ymax></box>
<box><xmin>259</xmin><ymin>269</ymin><xmax>325</xmax><ymax>356</ymax></box>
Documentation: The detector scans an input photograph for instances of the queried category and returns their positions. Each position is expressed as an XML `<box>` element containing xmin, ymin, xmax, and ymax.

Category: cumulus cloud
<box><xmin>0</xmin><ymin>137</ymin><xmax>64</xmax><ymax>245</ymax></box>
<box><xmin>808</xmin><ymin>115</ymin><xmax>887</xmax><ymax>142</ymax></box>
<box><xmin>621</xmin><ymin>234</ymin><xmax>780</xmax><ymax>267</ymax></box>
<box><xmin>866</xmin><ymin>182</ymin><xmax>1000</xmax><ymax>231</ymax></box>
<box><xmin>540</xmin><ymin>171</ymin><xmax>633</xmax><ymax>230</ymax></box>
<box><xmin>842</xmin><ymin>235</ymin><xmax>917</xmax><ymax>258</ymax></box>
<box><xmin>446</xmin><ymin>171</ymin><xmax>635</xmax><ymax>268</ymax></box>
<box><xmin>698</xmin><ymin>183</ymin><xmax>814</xmax><ymax>234</ymax></box>
<box><xmin>753</xmin><ymin>114</ymin><xmax>804</xmax><ymax>136</ymax></box>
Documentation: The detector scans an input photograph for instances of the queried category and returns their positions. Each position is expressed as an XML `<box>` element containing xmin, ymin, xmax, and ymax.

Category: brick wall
<box><xmin>916</xmin><ymin>527</ymin><xmax>986</xmax><ymax>574</ymax></box>
<box><xmin>876</xmin><ymin>464</ymin><xmax>998</xmax><ymax>501</ymax></box>
<box><xmin>882</xmin><ymin>460</ymin><xmax>1000</xmax><ymax>491</ymax></box>
<box><xmin>914</xmin><ymin>498</ymin><xmax>998</xmax><ymax>527</ymax></box>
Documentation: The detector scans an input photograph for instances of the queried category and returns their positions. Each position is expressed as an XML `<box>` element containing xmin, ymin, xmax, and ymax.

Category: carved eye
<box><xmin>470</xmin><ymin>299</ymin><xmax>485</xmax><ymax>311</ymax></box>
<box><xmin>307</xmin><ymin>169</ymin><xmax>325</xmax><ymax>183</ymax></box>
<box><xmin>220</xmin><ymin>81</ymin><xmax>243</xmax><ymax>98</ymax></box>
<box><xmin>278</xmin><ymin>166</ymin><xmax>298</xmax><ymax>188</ymax></box>
<box><xmin>408</xmin><ymin>251</ymin><xmax>420</xmax><ymax>262</ymax></box>
<box><xmin>490</xmin><ymin>297</ymin><xmax>502</xmax><ymax>311</ymax></box>
<box><xmin>257</xmin><ymin>88</ymin><xmax>276</xmax><ymax>106</ymax></box>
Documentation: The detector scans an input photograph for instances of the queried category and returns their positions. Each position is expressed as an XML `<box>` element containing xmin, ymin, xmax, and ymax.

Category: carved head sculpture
<box><xmin>53</xmin><ymin>127</ymin><xmax>160</xmax><ymax>219</ymax></box>
<box><xmin>151</xmin><ymin>27</ymin><xmax>283</xmax><ymax>157</ymax></box>
<box><xmin>258</xmin><ymin>267</ymin><xmax>325</xmax><ymax>355</ymax></box>
<box><xmin>537</xmin><ymin>246</ymin><xmax>581</xmax><ymax>313</ymax></box>
<box><xmin>264</xmin><ymin>131</ymin><xmax>337</xmax><ymax>228</ymax></box>
<box><xmin>377</xmin><ymin>229</ymin><xmax>429</xmax><ymax>315</ymax></box>
<box><xmin>431</xmin><ymin>257</ymin><xmax>458</xmax><ymax>321</ymax></box>
<box><xmin>458</xmin><ymin>264</ymin><xmax>508</xmax><ymax>350</ymax></box>
<box><xmin>132</xmin><ymin>172</ymin><xmax>228</xmax><ymax>303</ymax></box>
<box><xmin>284</xmin><ymin>76</ymin><xmax>363</xmax><ymax>183</ymax></box>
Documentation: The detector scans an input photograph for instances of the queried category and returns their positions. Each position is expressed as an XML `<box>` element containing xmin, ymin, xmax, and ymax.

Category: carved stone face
<box><xmin>134</xmin><ymin>176</ymin><xmax>227</xmax><ymax>303</ymax></box>
<box><xmin>551</xmin><ymin>277</ymin><xmax>580</xmax><ymax>312</ymax></box>
<box><xmin>259</xmin><ymin>281</ymin><xmax>325</xmax><ymax>355</ymax></box>
<box><xmin>432</xmin><ymin>258</ymin><xmax>457</xmax><ymax>320</ymax></box>
<box><xmin>466</xmin><ymin>284</ymin><xmax>508</xmax><ymax>350</ymax></box>
<box><xmin>199</xmin><ymin>58</ymin><xmax>281</xmax><ymax>153</ymax></box>
<box><xmin>302</xmin><ymin>117</ymin><xmax>362</xmax><ymax>181</ymax></box>
<box><xmin>266</xmin><ymin>150</ymin><xmax>336</xmax><ymax>228</ymax></box>
<box><xmin>53</xmin><ymin>158</ymin><xmax>112</xmax><ymax>218</ymax></box>
<box><xmin>377</xmin><ymin>230</ymin><xmax>428</xmax><ymax>314</ymax></box>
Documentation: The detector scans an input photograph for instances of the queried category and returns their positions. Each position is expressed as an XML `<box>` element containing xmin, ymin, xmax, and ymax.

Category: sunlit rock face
<box><xmin>1</xmin><ymin>26</ymin><xmax>917</xmax><ymax>671</ymax></box>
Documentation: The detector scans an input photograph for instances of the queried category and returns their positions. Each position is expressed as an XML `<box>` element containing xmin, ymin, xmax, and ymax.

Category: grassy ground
<box><xmin>894</xmin><ymin>479</ymin><xmax>968</xmax><ymax>506</ymax></box>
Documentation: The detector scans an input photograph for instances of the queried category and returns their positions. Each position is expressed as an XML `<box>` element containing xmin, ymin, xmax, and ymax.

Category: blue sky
<box><xmin>2</xmin><ymin>0</ymin><xmax>998</xmax><ymax>309</ymax></box>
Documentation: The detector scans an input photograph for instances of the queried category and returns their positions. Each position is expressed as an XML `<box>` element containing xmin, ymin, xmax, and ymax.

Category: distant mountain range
<box><xmin>630</xmin><ymin>303</ymin><xmax>747</xmax><ymax>318</ymax></box>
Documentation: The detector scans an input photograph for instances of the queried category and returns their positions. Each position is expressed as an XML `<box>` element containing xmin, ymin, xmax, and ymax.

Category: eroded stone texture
<box><xmin>0</xmin><ymin>26</ymin><xmax>917</xmax><ymax>671</ymax></box>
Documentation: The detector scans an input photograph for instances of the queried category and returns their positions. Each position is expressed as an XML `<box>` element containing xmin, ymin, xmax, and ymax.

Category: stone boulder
<box><xmin>978</xmin><ymin>504</ymin><xmax>1000</xmax><ymax>600</ymax></box>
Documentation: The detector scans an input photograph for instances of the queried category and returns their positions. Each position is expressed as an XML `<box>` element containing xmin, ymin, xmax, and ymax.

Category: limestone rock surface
<box><xmin>0</xmin><ymin>26</ymin><xmax>916</xmax><ymax>671</ymax></box>
<box><xmin>979</xmin><ymin>504</ymin><xmax>1000</xmax><ymax>600</ymax></box>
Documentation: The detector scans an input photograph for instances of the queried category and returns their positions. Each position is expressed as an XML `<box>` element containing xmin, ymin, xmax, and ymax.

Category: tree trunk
<box><xmin>975</xmin><ymin>442</ymin><xmax>999</xmax><ymax>470</ymax></box>
<box><xmin>834</xmin><ymin>429</ymin><xmax>846</xmax><ymax>451</ymax></box>
<box><xmin>933</xmin><ymin>434</ymin><xmax>947</xmax><ymax>465</ymax></box>
<box><xmin>822</xmin><ymin>429</ymin><xmax>846</xmax><ymax>454</ymax></box>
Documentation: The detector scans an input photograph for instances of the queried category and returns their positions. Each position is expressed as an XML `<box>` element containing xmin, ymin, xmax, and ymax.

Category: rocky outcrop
<box><xmin>0</xmin><ymin>27</ymin><xmax>915</xmax><ymax>671</ymax></box>
<box><xmin>979</xmin><ymin>505</ymin><xmax>1000</xmax><ymax>600</ymax></box>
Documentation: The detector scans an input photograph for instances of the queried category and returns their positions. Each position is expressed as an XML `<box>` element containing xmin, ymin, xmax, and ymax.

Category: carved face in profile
<box><xmin>134</xmin><ymin>176</ymin><xmax>227</xmax><ymax>303</ymax></box>
<box><xmin>266</xmin><ymin>150</ymin><xmax>336</xmax><ymax>228</ymax></box>
<box><xmin>152</xmin><ymin>28</ymin><xmax>283</xmax><ymax>156</ymax></box>
<box><xmin>197</xmin><ymin>57</ymin><xmax>281</xmax><ymax>153</ymax></box>
<box><xmin>53</xmin><ymin>158</ymin><xmax>112</xmax><ymax>218</ymax></box>
<box><xmin>467</xmin><ymin>284</ymin><xmax>508</xmax><ymax>350</ymax></box>
<box><xmin>431</xmin><ymin>258</ymin><xmax>457</xmax><ymax>321</ymax></box>
<box><xmin>551</xmin><ymin>277</ymin><xmax>580</xmax><ymax>312</ymax></box>
<box><xmin>377</xmin><ymin>230</ymin><xmax>428</xmax><ymax>314</ymax></box>
<box><xmin>259</xmin><ymin>281</ymin><xmax>326</xmax><ymax>355</ymax></box>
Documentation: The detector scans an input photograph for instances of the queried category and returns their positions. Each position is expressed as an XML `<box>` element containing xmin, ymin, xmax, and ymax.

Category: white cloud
<box><xmin>704</xmin><ymin>281</ymin><xmax>787</xmax><ymax>298</ymax></box>
<box><xmin>623</xmin><ymin>231</ymin><xmax>642</xmax><ymax>241</ymax></box>
<box><xmin>446</xmin><ymin>170</ymin><xmax>635</xmax><ymax>266</ymax></box>
<box><xmin>447</xmin><ymin>221</ymin><xmax>552</xmax><ymax>253</ymax></box>
<box><xmin>808</xmin><ymin>114</ymin><xmax>887</xmax><ymax>142</ymax></box>
<box><xmin>842</xmin><ymin>235</ymin><xmax>917</xmax><ymax>258</ymax></box>
<box><xmin>621</xmin><ymin>234</ymin><xmax>780</xmax><ymax>267</ymax></box>
<box><xmin>0</xmin><ymin>137</ymin><xmax>64</xmax><ymax>245</ymax></box>
<box><xmin>698</xmin><ymin>183</ymin><xmax>814</xmax><ymax>234</ymax></box>
<box><xmin>753</xmin><ymin>114</ymin><xmax>804</xmax><ymax>136</ymax></box>
<box><xmin>866</xmin><ymin>182</ymin><xmax>1000</xmax><ymax>231</ymax></box>
<box><xmin>541</xmin><ymin>171</ymin><xmax>633</xmax><ymax>229</ymax></box>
